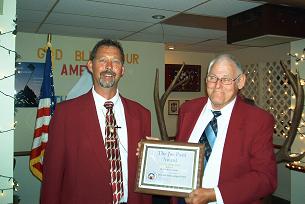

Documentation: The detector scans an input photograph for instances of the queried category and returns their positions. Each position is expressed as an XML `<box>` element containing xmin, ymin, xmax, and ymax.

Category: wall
<box><xmin>230</xmin><ymin>43</ymin><xmax>290</xmax><ymax>64</ymax></box>
<box><xmin>164</xmin><ymin>51</ymin><xmax>215</xmax><ymax>136</ymax></box>
<box><xmin>0</xmin><ymin>0</ymin><xmax>16</xmax><ymax>203</ymax></box>
<box><xmin>14</xmin><ymin>156</ymin><xmax>41</xmax><ymax>204</ymax></box>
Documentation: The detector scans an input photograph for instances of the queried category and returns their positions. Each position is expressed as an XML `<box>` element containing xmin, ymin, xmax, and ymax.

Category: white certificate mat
<box><xmin>135</xmin><ymin>140</ymin><xmax>204</xmax><ymax>197</ymax></box>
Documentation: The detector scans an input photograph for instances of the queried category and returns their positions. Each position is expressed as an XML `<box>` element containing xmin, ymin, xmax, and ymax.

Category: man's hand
<box><xmin>136</xmin><ymin>136</ymin><xmax>160</xmax><ymax>156</ymax></box>
<box><xmin>185</xmin><ymin>188</ymin><xmax>216</xmax><ymax>204</ymax></box>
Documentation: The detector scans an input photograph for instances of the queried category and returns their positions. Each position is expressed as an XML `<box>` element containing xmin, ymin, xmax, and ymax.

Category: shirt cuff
<box><xmin>214</xmin><ymin>187</ymin><xmax>224</xmax><ymax>204</ymax></box>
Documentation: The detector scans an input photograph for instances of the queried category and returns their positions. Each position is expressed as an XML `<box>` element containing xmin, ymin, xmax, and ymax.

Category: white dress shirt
<box><xmin>92</xmin><ymin>88</ymin><xmax>128</xmax><ymax>203</ymax></box>
<box><xmin>188</xmin><ymin>97</ymin><xmax>236</xmax><ymax>204</ymax></box>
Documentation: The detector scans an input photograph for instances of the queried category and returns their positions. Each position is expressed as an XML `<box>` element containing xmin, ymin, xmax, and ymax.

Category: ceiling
<box><xmin>16</xmin><ymin>0</ymin><xmax>305</xmax><ymax>53</ymax></box>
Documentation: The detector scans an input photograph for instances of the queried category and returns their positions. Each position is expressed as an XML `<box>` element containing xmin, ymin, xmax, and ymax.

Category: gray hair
<box><xmin>207</xmin><ymin>54</ymin><xmax>243</xmax><ymax>74</ymax></box>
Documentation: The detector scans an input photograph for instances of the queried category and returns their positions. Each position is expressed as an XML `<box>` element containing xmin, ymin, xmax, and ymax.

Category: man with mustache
<box><xmin>40</xmin><ymin>39</ymin><xmax>152</xmax><ymax>204</ymax></box>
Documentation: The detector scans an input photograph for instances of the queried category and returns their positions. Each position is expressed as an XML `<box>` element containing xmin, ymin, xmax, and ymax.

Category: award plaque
<box><xmin>135</xmin><ymin>139</ymin><xmax>204</xmax><ymax>197</ymax></box>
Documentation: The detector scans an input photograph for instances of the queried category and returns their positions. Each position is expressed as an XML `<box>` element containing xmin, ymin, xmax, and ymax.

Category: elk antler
<box><xmin>154</xmin><ymin>63</ymin><xmax>189</xmax><ymax>141</ymax></box>
<box><xmin>276</xmin><ymin>61</ymin><xmax>305</xmax><ymax>163</ymax></box>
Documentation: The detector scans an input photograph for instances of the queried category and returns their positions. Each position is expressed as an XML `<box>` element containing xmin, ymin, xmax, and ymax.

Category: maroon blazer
<box><xmin>40</xmin><ymin>91</ymin><xmax>152</xmax><ymax>204</ymax></box>
<box><xmin>175</xmin><ymin>96</ymin><xmax>277</xmax><ymax>204</ymax></box>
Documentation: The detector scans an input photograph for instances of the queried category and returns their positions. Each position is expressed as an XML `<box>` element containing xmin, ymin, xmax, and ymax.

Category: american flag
<box><xmin>29</xmin><ymin>46</ymin><xmax>56</xmax><ymax>181</ymax></box>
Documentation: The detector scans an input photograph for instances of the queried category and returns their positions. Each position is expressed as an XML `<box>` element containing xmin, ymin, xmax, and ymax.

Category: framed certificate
<box><xmin>135</xmin><ymin>139</ymin><xmax>204</xmax><ymax>197</ymax></box>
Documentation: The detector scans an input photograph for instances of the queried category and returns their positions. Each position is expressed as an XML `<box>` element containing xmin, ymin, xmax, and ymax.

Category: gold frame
<box><xmin>135</xmin><ymin>139</ymin><xmax>204</xmax><ymax>197</ymax></box>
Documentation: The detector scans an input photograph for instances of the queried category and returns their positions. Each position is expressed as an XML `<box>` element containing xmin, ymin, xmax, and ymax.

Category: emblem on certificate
<box><xmin>135</xmin><ymin>139</ymin><xmax>204</xmax><ymax>197</ymax></box>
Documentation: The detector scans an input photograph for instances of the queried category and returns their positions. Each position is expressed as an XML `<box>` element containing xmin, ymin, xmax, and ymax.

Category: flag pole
<box><xmin>47</xmin><ymin>33</ymin><xmax>52</xmax><ymax>47</ymax></box>
<box><xmin>29</xmin><ymin>33</ymin><xmax>56</xmax><ymax>181</ymax></box>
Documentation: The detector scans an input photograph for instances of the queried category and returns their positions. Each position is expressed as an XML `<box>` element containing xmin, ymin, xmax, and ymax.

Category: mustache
<box><xmin>100</xmin><ymin>69</ymin><xmax>116</xmax><ymax>77</ymax></box>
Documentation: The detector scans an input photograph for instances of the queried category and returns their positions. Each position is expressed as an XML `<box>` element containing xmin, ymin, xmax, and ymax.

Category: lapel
<box><xmin>180</xmin><ymin>98</ymin><xmax>207</xmax><ymax>142</ymax></box>
<box><xmin>219</xmin><ymin>97</ymin><xmax>246</xmax><ymax>179</ymax></box>
<box><xmin>120</xmin><ymin>97</ymin><xmax>140</xmax><ymax>158</ymax></box>
<box><xmin>82</xmin><ymin>90</ymin><xmax>111</xmax><ymax>179</ymax></box>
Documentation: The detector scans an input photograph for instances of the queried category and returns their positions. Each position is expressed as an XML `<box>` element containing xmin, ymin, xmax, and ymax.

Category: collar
<box><xmin>92</xmin><ymin>88</ymin><xmax>120</xmax><ymax>108</ymax></box>
<box><xmin>206</xmin><ymin>97</ymin><xmax>236</xmax><ymax>117</ymax></box>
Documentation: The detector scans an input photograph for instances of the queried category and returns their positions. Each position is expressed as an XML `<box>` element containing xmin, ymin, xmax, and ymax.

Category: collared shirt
<box><xmin>92</xmin><ymin>88</ymin><xmax>128</xmax><ymax>203</ymax></box>
<box><xmin>188</xmin><ymin>97</ymin><xmax>236</xmax><ymax>204</ymax></box>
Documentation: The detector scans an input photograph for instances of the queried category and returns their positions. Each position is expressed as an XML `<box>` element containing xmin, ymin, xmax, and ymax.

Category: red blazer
<box><xmin>175</xmin><ymin>96</ymin><xmax>277</xmax><ymax>204</ymax></box>
<box><xmin>40</xmin><ymin>91</ymin><xmax>152</xmax><ymax>204</ymax></box>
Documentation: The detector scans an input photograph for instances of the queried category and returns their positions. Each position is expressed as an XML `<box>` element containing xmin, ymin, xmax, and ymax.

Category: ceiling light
<box><xmin>168</xmin><ymin>46</ymin><xmax>175</xmax><ymax>50</ymax></box>
<box><xmin>152</xmin><ymin>15</ymin><xmax>165</xmax><ymax>20</ymax></box>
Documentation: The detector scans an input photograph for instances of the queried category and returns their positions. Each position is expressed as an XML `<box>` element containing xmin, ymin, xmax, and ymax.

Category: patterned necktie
<box><xmin>199</xmin><ymin>110</ymin><xmax>222</xmax><ymax>163</ymax></box>
<box><xmin>104</xmin><ymin>101</ymin><xmax>124</xmax><ymax>204</ymax></box>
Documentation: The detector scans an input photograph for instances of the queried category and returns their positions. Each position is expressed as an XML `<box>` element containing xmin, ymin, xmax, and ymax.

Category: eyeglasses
<box><xmin>206</xmin><ymin>74</ymin><xmax>241</xmax><ymax>85</ymax></box>
<box><xmin>94</xmin><ymin>57</ymin><xmax>122</xmax><ymax>68</ymax></box>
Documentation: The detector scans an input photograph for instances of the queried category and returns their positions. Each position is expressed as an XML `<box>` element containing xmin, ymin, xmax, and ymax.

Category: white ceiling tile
<box><xmin>163</xmin><ymin>25</ymin><xmax>226</xmax><ymax>39</ymax></box>
<box><xmin>86</xmin><ymin>0</ymin><xmax>205</xmax><ymax>12</ymax></box>
<box><xmin>16</xmin><ymin>22</ymin><xmax>40</xmax><ymax>33</ymax></box>
<box><xmin>186</xmin><ymin>0</ymin><xmax>264</xmax><ymax>17</ymax></box>
<box><xmin>16</xmin><ymin>9</ymin><xmax>48</xmax><ymax>23</ymax></box>
<box><xmin>124</xmin><ymin>24</ymin><xmax>226</xmax><ymax>44</ymax></box>
<box><xmin>123</xmin><ymin>32</ymin><xmax>164</xmax><ymax>43</ymax></box>
<box><xmin>46</xmin><ymin>13</ymin><xmax>152</xmax><ymax>32</ymax></box>
<box><xmin>141</xmin><ymin>24</ymin><xmax>226</xmax><ymax>39</ymax></box>
<box><xmin>125</xmin><ymin>31</ymin><xmax>207</xmax><ymax>44</ymax></box>
<box><xmin>190</xmin><ymin>39</ymin><xmax>247</xmax><ymax>52</ymax></box>
<box><xmin>163</xmin><ymin>35</ymin><xmax>206</xmax><ymax>44</ymax></box>
<box><xmin>39</xmin><ymin>24</ymin><xmax>132</xmax><ymax>39</ymax></box>
<box><xmin>54</xmin><ymin>0</ymin><xmax>178</xmax><ymax>23</ymax></box>
<box><xmin>17</xmin><ymin>0</ymin><xmax>58</xmax><ymax>11</ymax></box>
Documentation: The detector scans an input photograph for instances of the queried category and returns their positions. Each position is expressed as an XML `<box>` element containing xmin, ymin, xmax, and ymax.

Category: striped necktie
<box><xmin>104</xmin><ymin>101</ymin><xmax>124</xmax><ymax>204</ymax></box>
<box><xmin>199</xmin><ymin>110</ymin><xmax>222</xmax><ymax>163</ymax></box>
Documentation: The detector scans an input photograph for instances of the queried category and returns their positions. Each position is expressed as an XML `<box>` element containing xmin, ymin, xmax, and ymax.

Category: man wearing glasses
<box><xmin>175</xmin><ymin>54</ymin><xmax>277</xmax><ymax>204</ymax></box>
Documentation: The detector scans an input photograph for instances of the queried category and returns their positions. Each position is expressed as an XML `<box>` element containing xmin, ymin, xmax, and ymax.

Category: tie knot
<box><xmin>104</xmin><ymin>101</ymin><xmax>114</xmax><ymax>109</ymax></box>
<box><xmin>212</xmin><ymin>110</ymin><xmax>221</xmax><ymax>118</ymax></box>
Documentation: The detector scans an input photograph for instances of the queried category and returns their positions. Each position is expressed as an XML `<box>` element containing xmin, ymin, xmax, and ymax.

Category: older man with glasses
<box><xmin>174</xmin><ymin>54</ymin><xmax>277</xmax><ymax>204</ymax></box>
